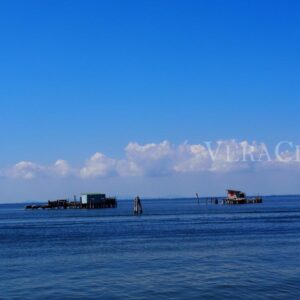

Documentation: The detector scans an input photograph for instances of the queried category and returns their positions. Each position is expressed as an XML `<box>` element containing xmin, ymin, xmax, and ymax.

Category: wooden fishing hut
<box><xmin>25</xmin><ymin>193</ymin><xmax>117</xmax><ymax>209</ymax></box>
<box><xmin>224</xmin><ymin>189</ymin><xmax>262</xmax><ymax>205</ymax></box>
<box><xmin>80</xmin><ymin>193</ymin><xmax>117</xmax><ymax>209</ymax></box>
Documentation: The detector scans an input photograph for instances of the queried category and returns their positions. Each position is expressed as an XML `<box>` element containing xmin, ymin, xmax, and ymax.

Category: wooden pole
<box><xmin>134</xmin><ymin>196</ymin><xmax>143</xmax><ymax>215</ymax></box>
<box><xmin>196</xmin><ymin>193</ymin><xmax>200</xmax><ymax>205</ymax></box>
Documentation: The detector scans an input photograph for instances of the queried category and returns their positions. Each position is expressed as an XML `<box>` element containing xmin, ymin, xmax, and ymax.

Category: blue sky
<box><xmin>1</xmin><ymin>1</ymin><xmax>300</xmax><ymax>202</ymax></box>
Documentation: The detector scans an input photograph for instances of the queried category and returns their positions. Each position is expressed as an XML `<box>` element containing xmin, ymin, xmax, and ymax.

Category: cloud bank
<box><xmin>1</xmin><ymin>140</ymin><xmax>300</xmax><ymax>180</ymax></box>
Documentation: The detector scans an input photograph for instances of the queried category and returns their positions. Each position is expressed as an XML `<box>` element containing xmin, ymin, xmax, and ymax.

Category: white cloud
<box><xmin>52</xmin><ymin>160</ymin><xmax>72</xmax><ymax>176</ymax></box>
<box><xmin>6</xmin><ymin>161</ymin><xmax>45</xmax><ymax>179</ymax></box>
<box><xmin>116</xmin><ymin>160</ymin><xmax>141</xmax><ymax>177</ymax></box>
<box><xmin>174</xmin><ymin>143</ymin><xmax>211</xmax><ymax>173</ymax></box>
<box><xmin>80</xmin><ymin>152</ymin><xmax>117</xmax><ymax>178</ymax></box>
<box><xmin>4</xmin><ymin>159</ymin><xmax>72</xmax><ymax>179</ymax></box>
<box><xmin>208</xmin><ymin>140</ymin><xmax>267</xmax><ymax>172</ymax></box>
<box><xmin>121</xmin><ymin>141</ymin><xmax>174</xmax><ymax>176</ymax></box>
<box><xmin>2</xmin><ymin>140</ymin><xmax>300</xmax><ymax>180</ymax></box>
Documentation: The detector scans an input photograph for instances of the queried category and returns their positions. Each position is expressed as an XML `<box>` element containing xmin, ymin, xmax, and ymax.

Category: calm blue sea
<box><xmin>1</xmin><ymin>196</ymin><xmax>300</xmax><ymax>300</ymax></box>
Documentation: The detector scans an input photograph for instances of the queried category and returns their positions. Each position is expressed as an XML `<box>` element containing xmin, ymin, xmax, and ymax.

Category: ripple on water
<box><xmin>1</xmin><ymin>197</ymin><xmax>300</xmax><ymax>299</ymax></box>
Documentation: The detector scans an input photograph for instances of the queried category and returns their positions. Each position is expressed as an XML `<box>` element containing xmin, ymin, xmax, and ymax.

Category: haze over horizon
<box><xmin>1</xmin><ymin>1</ymin><xmax>300</xmax><ymax>202</ymax></box>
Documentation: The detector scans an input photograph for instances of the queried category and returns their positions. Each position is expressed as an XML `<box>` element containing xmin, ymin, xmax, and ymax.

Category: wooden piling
<box><xmin>133</xmin><ymin>196</ymin><xmax>143</xmax><ymax>215</ymax></box>
<box><xmin>196</xmin><ymin>193</ymin><xmax>200</xmax><ymax>205</ymax></box>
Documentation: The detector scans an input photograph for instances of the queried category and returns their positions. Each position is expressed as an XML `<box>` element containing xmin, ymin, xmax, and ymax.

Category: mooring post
<box><xmin>74</xmin><ymin>195</ymin><xmax>77</xmax><ymax>208</ymax></box>
<box><xmin>133</xmin><ymin>196</ymin><xmax>143</xmax><ymax>215</ymax></box>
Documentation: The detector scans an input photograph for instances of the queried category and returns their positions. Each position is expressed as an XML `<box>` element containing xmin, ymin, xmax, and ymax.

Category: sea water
<box><xmin>1</xmin><ymin>196</ymin><xmax>300</xmax><ymax>299</ymax></box>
